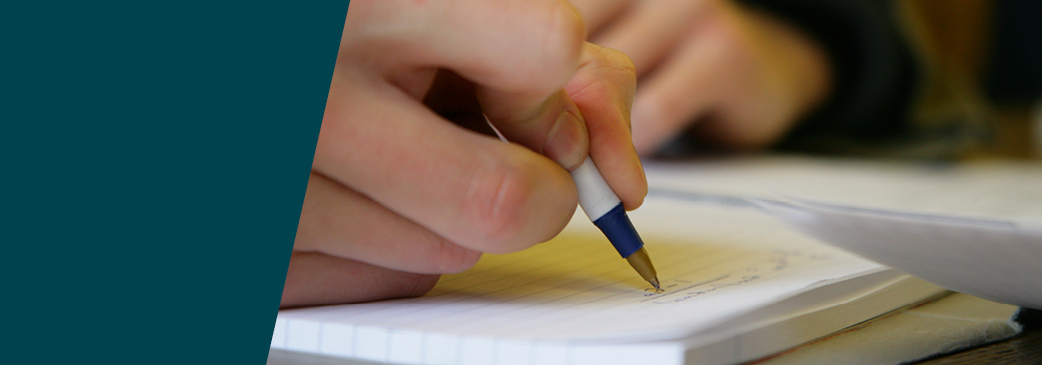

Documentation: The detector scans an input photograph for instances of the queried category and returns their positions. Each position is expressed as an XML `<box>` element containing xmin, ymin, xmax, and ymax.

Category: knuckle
<box><xmin>514</xmin><ymin>0</ymin><xmax>585</xmax><ymax>92</ymax></box>
<box><xmin>596</xmin><ymin>46</ymin><xmax>638</xmax><ymax>78</ymax></box>
<box><xmin>587</xmin><ymin>45</ymin><xmax>638</xmax><ymax>87</ymax></box>
<box><xmin>546</xmin><ymin>0</ymin><xmax>586</xmax><ymax>58</ymax></box>
<box><xmin>475</xmin><ymin>0</ymin><xmax>584</xmax><ymax>95</ymax></box>
<box><xmin>463</xmin><ymin>157</ymin><xmax>537</xmax><ymax>249</ymax></box>
<box><xmin>569</xmin><ymin>45</ymin><xmax>637</xmax><ymax>103</ymax></box>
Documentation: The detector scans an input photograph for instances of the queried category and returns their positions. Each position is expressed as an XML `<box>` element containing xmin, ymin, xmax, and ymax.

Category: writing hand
<box><xmin>282</xmin><ymin>0</ymin><xmax>645</xmax><ymax>307</ymax></box>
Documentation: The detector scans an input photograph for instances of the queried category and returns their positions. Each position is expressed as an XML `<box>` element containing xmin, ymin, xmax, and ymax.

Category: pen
<box><xmin>480</xmin><ymin>114</ymin><xmax>660</xmax><ymax>290</ymax></box>
<box><xmin>571</xmin><ymin>157</ymin><xmax>661</xmax><ymax>290</ymax></box>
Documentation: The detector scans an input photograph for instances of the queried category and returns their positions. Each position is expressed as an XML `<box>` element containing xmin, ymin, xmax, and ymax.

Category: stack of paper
<box><xmin>755</xmin><ymin>198</ymin><xmax>1042</xmax><ymax>309</ymax></box>
<box><xmin>272</xmin><ymin>198</ymin><xmax>942</xmax><ymax>365</ymax></box>
<box><xmin>270</xmin><ymin>156</ymin><xmax>1041</xmax><ymax>364</ymax></box>
<box><xmin>644</xmin><ymin>156</ymin><xmax>1042</xmax><ymax>310</ymax></box>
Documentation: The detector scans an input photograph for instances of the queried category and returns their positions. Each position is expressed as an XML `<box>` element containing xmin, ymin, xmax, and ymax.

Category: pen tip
<box><xmin>650</xmin><ymin>277</ymin><xmax>661</xmax><ymax>290</ymax></box>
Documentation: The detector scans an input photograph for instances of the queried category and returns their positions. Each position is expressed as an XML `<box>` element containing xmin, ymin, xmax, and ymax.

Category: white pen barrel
<box><xmin>571</xmin><ymin>157</ymin><xmax>622</xmax><ymax>221</ymax></box>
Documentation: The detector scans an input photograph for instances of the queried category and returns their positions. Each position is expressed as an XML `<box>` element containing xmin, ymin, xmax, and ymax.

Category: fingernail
<box><xmin>544</xmin><ymin>110</ymin><xmax>588</xmax><ymax>171</ymax></box>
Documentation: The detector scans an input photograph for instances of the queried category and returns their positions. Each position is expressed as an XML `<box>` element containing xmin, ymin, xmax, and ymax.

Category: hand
<box><xmin>281</xmin><ymin>0</ymin><xmax>646</xmax><ymax>307</ymax></box>
<box><xmin>571</xmin><ymin>0</ymin><xmax>832</xmax><ymax>153</ymax></box>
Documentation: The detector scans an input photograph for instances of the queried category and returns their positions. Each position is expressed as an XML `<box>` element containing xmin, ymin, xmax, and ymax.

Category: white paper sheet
<box><xmin>271</xmin><ymin>156</ymin><xmax>1041</xmax><ymax>364</ymax></box>
<box><xmin>755</xmin><ymin>198</ymin><xmax>1042</xmax><ymax>310</ymax></box>
<box><xmin>644</xmin><ymin>156</ymin><xmax>1042</xmax><ymax>220</ymax></box>
<box><xmin>272</xmin><ymin>198</ymin><xmax>926</xmax><ymax>365</ymax></box>
<box><xmin>276</xmin><ymin>199</ymin><xmax>882</xmax><ymax>342</ymax></box>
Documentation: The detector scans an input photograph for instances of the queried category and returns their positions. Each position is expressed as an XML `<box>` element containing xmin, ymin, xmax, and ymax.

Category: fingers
<box><xmin>590</xmin><ymin>0</ymin><xmax>715</xmax><ymax>74</ymax></box>
<box><xmin>480</xmin><ymin>43</ymin><xmax>646</xmax><ymax>209</ymax></box>
<box><xmin>344</xmin><ymin>0</ymin><xmax>585</xmax><ymax>100</ymax></box>
<box><xmin>344</xmin><ymin>0</ymin><xmax>594</xmax><ymax>171</ymax></box>
<box><xmin>628</xmin><ymin>9</ymin><xmax>735</xmax><ymax>154</ymax></box>
<box><xmin>478</xmin><ymin>89</ymin><xmax>591</xmax><ymax>171</ymax></box>
<box><xmin>280</xmin><ymin>252</ymin><xmax>441</xmax><ymax>308</ymax></box>
<box><xmin>691</xmin><ymin>8</ymin><xmax>833</xmax><ymax>148</ymax></box>
<box><xmin>316</xmin><ymin>69</ymin><xmax>576</xmax><ymax>255</ymax></box>
<box><xmin>564</xmin><ymin>44</ymin><xmax>647</xmax><ymax>210</ymax></box>
<box><xmin>295</xmin><ymin>172</ymin><xmax>483</xmax><ymax>274</ymax></box>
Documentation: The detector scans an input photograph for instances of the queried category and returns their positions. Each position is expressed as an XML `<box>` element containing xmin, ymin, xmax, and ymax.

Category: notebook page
<box><xmin>276</xmin><ymin>197</ymin><xmax>882</xmax><ymax>346</ymax></box>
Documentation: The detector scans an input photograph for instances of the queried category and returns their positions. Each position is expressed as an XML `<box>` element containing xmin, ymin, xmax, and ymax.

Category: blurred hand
<box><xmin>281</xmin><ymin>0</ymin><xmax>646</xmax><ymax>307</ymax></box>
<box><xmin>571</xmin><ymin>0</ymin><xmax>832</xmax><ymax>153</ymax></box>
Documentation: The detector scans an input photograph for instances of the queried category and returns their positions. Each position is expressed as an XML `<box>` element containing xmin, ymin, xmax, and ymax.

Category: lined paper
<box><xmin>274</xmin><ymin>198</ymin><xmax>888</xmax><ymax>364</ymax></box>
<box><xmin>269</xmin><ymin>156</ymin><xmax>1042</xmax><ymax>364</ymax></box>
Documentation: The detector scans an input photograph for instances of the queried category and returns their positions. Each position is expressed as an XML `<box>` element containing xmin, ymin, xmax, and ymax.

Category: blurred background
<box><xmin>909</xmin><ymin>0</ymin><xmax>1041</xmax><ymax>160</ymax></box>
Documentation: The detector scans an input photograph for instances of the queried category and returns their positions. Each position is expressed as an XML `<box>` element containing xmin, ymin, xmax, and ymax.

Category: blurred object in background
<box><xmin>985</xmin><ymin>0</ymin><xmax>1042</xmax><ymax>104</ymax></box>
<box><xmin>657</xmin><ymin>0</ymin><xmax>1040</xmax><ymax>160</ymax></box>
<box><xmin>985</xmin><ymin>0</ymin><xmax>1042</xmax><ymax>159</ymax></box>
<box><xmin>898</xmin><ymin>0</ymin><xmax>1040</xmax><ymax>160</ymax></box>
<box><xmin>901</xmin><ymin>0</ymin><xmax>993</xmax><ymax>160</ymax></box>
<box><xmin>1035</xmin><ymin>100</ymin><xmax>1042</xmax><ymax>156</ymax></box>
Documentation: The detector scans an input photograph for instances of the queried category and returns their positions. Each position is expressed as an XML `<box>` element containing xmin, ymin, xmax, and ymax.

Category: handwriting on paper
<box><xmin>642</xmin><ymin>250</ymin><xmax>831</xmax><ymax>304</ymax></box>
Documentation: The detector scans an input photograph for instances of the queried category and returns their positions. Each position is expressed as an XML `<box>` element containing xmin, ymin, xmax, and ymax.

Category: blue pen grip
<box><xmin>592</xmin><ymin>204</ymin><xmax>645</xmax><ymax>258</ymax></box>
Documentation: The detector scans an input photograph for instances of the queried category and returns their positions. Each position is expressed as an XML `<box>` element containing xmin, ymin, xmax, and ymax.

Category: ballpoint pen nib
<box><xmin>626</xmin><ymin>247</ymin><xmax>661</xmax><ymax>291</ymax></box>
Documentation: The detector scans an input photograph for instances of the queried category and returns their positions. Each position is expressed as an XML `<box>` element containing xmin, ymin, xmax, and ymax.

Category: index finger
<box><xmin>344</xmin><ymin>0</ymin><xmax>586</xmax><ymax>98</ymax></box>
<box><xmin>565</xmin><ymin>44</ymin><xmax>647</xmax><ymax>210</ymax></box>
<box><xmin>345</xmin><ymin>0</ymin><xmax>593</xmax><ymax>171</ymax></box>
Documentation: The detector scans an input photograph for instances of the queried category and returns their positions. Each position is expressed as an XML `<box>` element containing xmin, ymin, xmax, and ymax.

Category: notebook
<box><xmin>270</xmin><ymin>156</ymin><xmax>1042</xmax><ymax>364</ymax></box>
<box><xmin>271</xmin><ymin>197</ymin><xmax>944</xmax><ymax>365</ymax></box>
